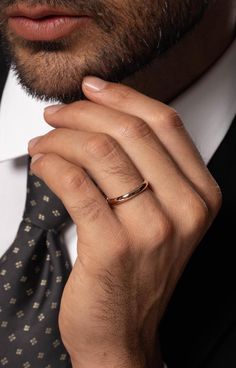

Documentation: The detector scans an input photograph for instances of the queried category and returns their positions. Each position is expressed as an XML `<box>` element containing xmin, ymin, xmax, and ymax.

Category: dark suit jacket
<box><xmin>160</xmin><ymin>117</ymin><xmax>236</xmax><ymax>368</ymax></box>
<box><xmin>0</xmin><ymin>41</ymin><xmax>235</xmax><ymax>368</ymax></box>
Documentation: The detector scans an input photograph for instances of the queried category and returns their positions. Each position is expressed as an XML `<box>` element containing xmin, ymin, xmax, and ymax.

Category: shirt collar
<box><xmin>0</xmin><ymin>70</ymin><xmax>51</xmax><ymax>161</ymax></box>
<box><xmin>170</xmin><ymin>38</ymin><xmax>236</xmax><ymax>164</ymax></box>
<box><xmin>0</xmin><ymin>38</ymin><xmax>236</xmax><ymax>163</ymax></box>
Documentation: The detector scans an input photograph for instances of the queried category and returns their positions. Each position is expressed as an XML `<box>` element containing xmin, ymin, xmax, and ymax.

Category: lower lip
<box><xmin>8</xmin><ymin>16</ymin><xmax>90</xmax><ymax>41</ymax></box>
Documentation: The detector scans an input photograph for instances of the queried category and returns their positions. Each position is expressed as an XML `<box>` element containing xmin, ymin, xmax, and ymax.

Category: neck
<box><xmin>123</xmin><ymin>0</ymin><xmax>236</xmax><ymax>103</ymax></box>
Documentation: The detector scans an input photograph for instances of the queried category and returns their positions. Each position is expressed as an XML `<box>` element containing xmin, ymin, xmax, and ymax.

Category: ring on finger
<box><xmin>105</xmin><ymin>180</ymin><xmax>149</xmax><ymax>206</ymax></box>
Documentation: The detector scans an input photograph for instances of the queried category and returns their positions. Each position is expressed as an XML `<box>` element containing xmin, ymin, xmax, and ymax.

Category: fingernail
<box><xmin>28</xmin><ymin>136</ymin><xmax>41</xmax><ymax>149</ymax></box>
<box><xmin>83</xmin><ymin>76</ymin><xmax>107</xmax><ymax>92</ymax></box>
<box><xmin>31</xmin><ymin>153</ymin><xmax>44</xmax><ymax>164</ymax></box>
<box><xmin>44</xmin><ymin>104</ymin><xmax>65</xmax><ymax>115</ymax></box>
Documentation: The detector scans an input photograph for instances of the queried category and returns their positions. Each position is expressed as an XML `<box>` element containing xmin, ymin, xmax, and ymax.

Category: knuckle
<box><xmin>62</xmin><ymin>166</ymin><xmax>88</xmax><ymax>192</ymax></box>
<box><xmin>44</xmin><ymin>128</ymin><xmax>60</xmax><ymax>144</ymax></box>
<box><xmin>154</xmin><ymin>214</ymin><xmax>174</xmax><ymax>244</ymax></box>
<box><xmin>139</xmin><ymin>211</ymin><xmax>174</xmax><ymax>248</ymax></box>
<box><xmin>117</xmin><ymin>117</ymin><xmax>152</xmax><ymax>140</ymax></box>
<box><xmin>85</xmin><ymin>133</ymin><xmax>118</xmax><ymax>160</ymax></box>
<box><xmin>71</xmin><ymin>197</ymin><xmax>103</xmax><ymax>223</ymax></box>
<box><xmin>185</xmin><ymin>195</ymin><xmax>209</xmax><ymax>233</ymax></box>
<box><xmin>158</xmin><ymin>109</ymin><xmax>184</xmax><ymax>130</ymax></box>
<box><xmin>72</xmin><ymin>100</ymin><xmax>91</xmax><ymax>114</ymax></box>
<box><xmin>35</xmin><ymin>153</ymin><xmax>53</xmax><ymax>170</ymax></box>
<box><xmin>103</xmin><ymin>162</ymin><xmax>137</xmax><ymax>184</ymax></box>
<box><xmin>209</xmin><ymin>184</ymin><xmax>223</xmax><ymax>217</ymax></box>
<box><xmin>106</xmin><ymin>84</ymin><xmax>134</xmax><ymax>105</ymax></box>
<box><xmin>51</xmin><ymin>101</ymin><xmax>91</xmax><ymax>122</ymax></box>
<box><xmin>42</xmin><ymin>128</ymin><xmax>69</xmax><ymax>148</ymax></box>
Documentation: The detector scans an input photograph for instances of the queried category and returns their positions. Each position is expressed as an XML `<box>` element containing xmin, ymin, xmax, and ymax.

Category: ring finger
<box><xmin>28</xmin><ymin>129</ymin><xmax>159</xmax><ymax>220</ymax></box>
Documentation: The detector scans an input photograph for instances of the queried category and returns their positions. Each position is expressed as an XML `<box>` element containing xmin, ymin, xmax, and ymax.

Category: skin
<box><xmin>1</xmin><ymin>0</ymin><xmax>236</xmax><ymax>366</ymax></box>
<box><xmin>0</xmin><ymin>0</ymin><xmax>222</xmax><ymax>103</ymax></box>
<box><xmin>28</xmin><ymin>80</ymin><xmax>222</xmax><ymax>368</ymax></box>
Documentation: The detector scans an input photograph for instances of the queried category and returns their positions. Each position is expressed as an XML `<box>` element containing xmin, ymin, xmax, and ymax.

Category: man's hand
<box><xmin>28</xmin><ymin>77</ymin><xmax>222</xmax><ymax>368</ymax></box>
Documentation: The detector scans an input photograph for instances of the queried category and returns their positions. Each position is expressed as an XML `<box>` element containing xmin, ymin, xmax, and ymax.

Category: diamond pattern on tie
<box><xmin>0</xmin><ymin>157</ymin><xmax>72</xmax><ymax>367</ymax></box>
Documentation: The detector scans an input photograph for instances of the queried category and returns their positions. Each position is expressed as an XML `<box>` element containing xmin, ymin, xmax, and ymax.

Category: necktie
<box><xmin>0</xmin><ymin>158</ymin><xmax>72</xmax><ymax>367</ymax></box>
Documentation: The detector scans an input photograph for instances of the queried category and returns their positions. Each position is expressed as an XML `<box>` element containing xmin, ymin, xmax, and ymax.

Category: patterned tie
<box><xmin>0</xmin><ymin>157</ymin><xmax>73</xmax><ymax>367</ymax></box>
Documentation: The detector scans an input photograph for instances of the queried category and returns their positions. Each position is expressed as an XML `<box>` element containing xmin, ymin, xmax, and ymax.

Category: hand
<box><xmin>28</xmin><ymin>77</ymin><xmax>221</xmax><ymax>368</ymax></box>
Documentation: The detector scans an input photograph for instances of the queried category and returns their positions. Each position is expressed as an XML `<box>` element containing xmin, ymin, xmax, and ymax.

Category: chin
<box><xmin>15</xmin><ymin>72</ymin><xmax>85</xmax><ymax>103</ymax></box>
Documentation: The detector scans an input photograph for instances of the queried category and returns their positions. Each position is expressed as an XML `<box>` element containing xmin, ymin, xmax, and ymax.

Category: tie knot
<box><xmin>23</xmin><ymin>167</ymin><xmax>70</xmax><ymax>231</ymax></box>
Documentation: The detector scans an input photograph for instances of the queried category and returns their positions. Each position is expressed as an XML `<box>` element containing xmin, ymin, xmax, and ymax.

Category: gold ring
<box><xmin>106</xmin><ymin>180</ymin><xmax>149</xmax><ymax>206</ymax></box>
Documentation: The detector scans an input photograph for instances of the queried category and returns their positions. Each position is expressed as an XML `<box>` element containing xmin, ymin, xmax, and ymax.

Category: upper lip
<box><xmin>6</xmin><ymin>5</ymin><xmax>88</xmax><ymax>19</ymax></box>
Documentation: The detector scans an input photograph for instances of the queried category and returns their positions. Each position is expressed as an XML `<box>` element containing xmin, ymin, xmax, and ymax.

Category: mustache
<box><xmin>0</xmin><ymin>0</ymin><xmax>117</xmax><ymax>32</ymax></box>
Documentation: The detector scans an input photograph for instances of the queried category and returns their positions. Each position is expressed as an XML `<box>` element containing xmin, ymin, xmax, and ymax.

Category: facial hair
<box><xmin>0</xmin><ymin>0</ymin><xmax>209</xmax><ymax>103</ymax></box>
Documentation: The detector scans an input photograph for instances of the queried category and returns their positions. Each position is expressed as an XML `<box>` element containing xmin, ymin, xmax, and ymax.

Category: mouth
<box><xmin>6</xmin><ymin>5</ymin><xmax>92</xmax><ymax>41</ymax></box>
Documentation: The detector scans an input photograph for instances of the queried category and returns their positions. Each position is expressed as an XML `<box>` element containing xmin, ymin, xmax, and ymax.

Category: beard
<box><xmin>0</xmin><ymin>0</ymin><xmax>209</xmax><ymax>103</ymax></box>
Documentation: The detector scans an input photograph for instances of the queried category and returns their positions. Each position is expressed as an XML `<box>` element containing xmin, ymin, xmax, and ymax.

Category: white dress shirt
<box><xmin>0</xmin><ymin>38</ymin><xmax>236</xmax><ymax>268</ymax></box>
